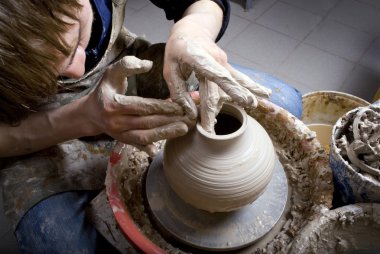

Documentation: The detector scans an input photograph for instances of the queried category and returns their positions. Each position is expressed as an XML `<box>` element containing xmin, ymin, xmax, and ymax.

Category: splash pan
<box><xmin>106</xmin><ymin>99</ymin><xmax>333</xmax><ymax>253</ymax></box>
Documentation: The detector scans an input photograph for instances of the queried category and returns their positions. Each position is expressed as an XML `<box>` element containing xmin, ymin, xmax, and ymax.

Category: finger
<box><xmin>132</xmin><ymin>143</ymin><xmax>158</xmax><ymax>158</ymax></box>
<box><xmin>165</xmin><ymin>62</ymin><xmax>198</xmax><ymax>119</ymax></box>
<box><xmin>199</xmin><ymin>78</ymin><xmax>220</xmax><ymax>133</ymax></box>
<box><xmin>114</xmin><ymin>94</ymin><xmax>184</xmax><ymax>115</ymax></box>
<box><xmin>111</xmin><ymin>114</ymin><xmax>195</xmax><ymax>132</ymax></box>
<box><xmin>215</xmin><ymin>88</ymin><xmax>231</xmax><ymax>115</ymax></box>
<box><xmin>226</xmin><ymin>64</ymin><xmax>272</xmax><ymax>98</ymax></box>
<box><xmin>218</xmin><ymin>88</ymin><xmax>232</xmax><ymax>105</ymax></box>
<box><xmin>103</xmin><ymin>56</ymin><xmax>153</xmax><ymax>94</ymax></box>
<box><xmin>188</xmin><ymin>43</ymin><xmax>256</xmax><ymax>107</ymax></box>
<box><xmin>121</xmin><ymin>122</ymin><xmax>189</xmax><ymax>145</ymax></box>
<box><xmin>110</xmin><ymin>55</ymin><xmax>153</xmax><ymax>77</ymax></box>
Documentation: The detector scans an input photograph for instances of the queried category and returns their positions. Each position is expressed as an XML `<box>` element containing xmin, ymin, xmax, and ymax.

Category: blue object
<box><xmin>329</xmin><ymin>150</ymin><xmax>356</xmax><ymax>206</ymax></box>
<box><xmin>231</xmin><ymin>63</ymin><xmax>303</xmax><ymax>119</ymax></box>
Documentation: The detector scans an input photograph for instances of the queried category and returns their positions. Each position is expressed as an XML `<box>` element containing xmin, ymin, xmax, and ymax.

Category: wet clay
<box><xmin>199</xmin><ymin>78</ymin><xmax>222</xmax><ymax>133</ymax></box>
<box><xmin>110</xmin><ymin>98</ymin><xmax>333</xmax><ymax>253</ymax></box>
<box><xmin>289</xmin><ymin>203</ymin><xmax>380</xmax><ymax>253</ymax></box>
<box><xmin>163</xmin><ymin>103</ymin><xmax>276</xmax><ymax>213</ymax></box>
<box><xmin>334</xmin><ymin>105</ymin><xmax>380</xmax><ymax>182</ymax></box>
<box><xmin>169</xmin><ymin>35</ymin><xmax>271</xmax><ymax>130</ymax></box>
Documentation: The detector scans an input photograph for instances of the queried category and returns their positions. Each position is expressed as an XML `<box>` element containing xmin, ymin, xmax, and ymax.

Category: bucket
<box><xmin>302</xmin><ymin>91</ymin><xmax>369</xmax><ymax>154</ymax></box>
<box><xmin>289</xmin><ymin>203</ymin><xmax>380</xmax><ymax>253</ymax></box>
<box><xmin>330</xmin><ymin>104</ymin><xmax>380</xmax><ymax>205</ymax></box>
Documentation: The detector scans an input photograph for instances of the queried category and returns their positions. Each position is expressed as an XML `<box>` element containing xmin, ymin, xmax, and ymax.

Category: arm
<box><xmin>1</xmin><ymin>100</ymin><xmax>91</xmax><ymax>157</ymax></box>
<box><xmin>149</xmin><ymin>0</ymin><xmax>230</xmax><ymax>41</ymax></box>
<box><xmin>0</xmin><ymin>56</ymin><xmax>194</xmax><ymax>158</ymax></box>
<box><xmin>0</xmin><ymin>97</ymin><xmax>96</xmax><ymax>157</ymax></box>
<box><xmin>171</xmin><ymin>0</ymin><xmax>224</xmax><ymax>41</ymax></box>
<box><xmin>162</xmin><ymin>0</ymin><xmax>271</xmax><ymax>132</ymax></box>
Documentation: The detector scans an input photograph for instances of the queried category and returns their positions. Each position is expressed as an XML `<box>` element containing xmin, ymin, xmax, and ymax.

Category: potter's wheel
<box><xmin>145</xmin><ymin>151</ymin><xmax>289</xmax><ymax>252</ymax></box>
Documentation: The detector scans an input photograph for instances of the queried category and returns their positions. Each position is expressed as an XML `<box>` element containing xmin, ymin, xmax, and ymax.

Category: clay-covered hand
<box><xmin>164</xmin><ymin>34</ymin><xmax>271</xmax><ymax>133</ymax></box>
<box><xmin>163</xmin><ymin>25</ymin><xmax>271</xmax><ymax>133</ymax></box>
<box><xmin>85</xmin><ymin>56</ymin><xmax>195</xmax><ymax>156</ymax></box>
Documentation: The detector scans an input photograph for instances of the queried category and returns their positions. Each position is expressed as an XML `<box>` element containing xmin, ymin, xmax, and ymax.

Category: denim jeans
<box><xmin>15</xmin><ymin>191</ymin><xmax>119</xmax><ymax>254</ymax></box>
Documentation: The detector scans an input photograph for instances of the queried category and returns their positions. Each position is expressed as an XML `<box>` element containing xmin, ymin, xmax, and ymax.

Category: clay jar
<box><xmin>163</xmin><ymin>103</ymin><xmax>276</xmax><ymax>212</ymax></box>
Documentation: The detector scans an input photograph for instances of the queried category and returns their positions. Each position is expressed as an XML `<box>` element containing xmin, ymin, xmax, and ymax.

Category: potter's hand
<box><xmin>163</xmin><ymin>1</ymin><xmax>271</xmax><ymax>132</ymax></box>
<box><xmin>165</xmin><ymin>34</ymin><xmax>271</xmax><ymax>133</ymax></box>
<box><xmin>86</xmin><ymin>56</ymin><xmax>194</xmax><ymax>156</ymax></box>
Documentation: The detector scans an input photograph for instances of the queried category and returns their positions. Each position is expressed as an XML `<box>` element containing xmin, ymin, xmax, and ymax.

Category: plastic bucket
<box><xmin>302</xmin><ymin>91</ymin><xmax>369</xmax><ymax>154</ymax></box>
<box><xmin>289</xmin><ymin>203</ymin><xmax>380</xmax><ymax>253</ymax></box>
<box><xmin>330</xmin><ymin>105</ymin><xmax>380</xmax><ymax>205</ymax></box>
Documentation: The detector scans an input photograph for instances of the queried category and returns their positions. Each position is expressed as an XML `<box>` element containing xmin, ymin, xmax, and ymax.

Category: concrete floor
<box><xmin>1</xmin><ymin>0</ymin><xmax>380</xmax><ymax>252</ymax></box>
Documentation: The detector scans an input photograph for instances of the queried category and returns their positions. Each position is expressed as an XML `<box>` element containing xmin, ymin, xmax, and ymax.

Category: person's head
<box><xmin>0</xmin><ymin>0</ymin><xmax>93</xmax><ymax>124</ymax></box>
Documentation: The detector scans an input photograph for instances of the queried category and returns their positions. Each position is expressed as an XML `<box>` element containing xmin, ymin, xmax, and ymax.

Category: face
<box><xmin>57</xmin><ymin>0</ymin><xmax>93</xmax><ymax>79</ymax></box>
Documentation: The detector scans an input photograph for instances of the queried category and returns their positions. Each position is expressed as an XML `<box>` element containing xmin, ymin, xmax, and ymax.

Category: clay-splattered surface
<box><xmin>247</xmin><ymin>99</ymin><xmax>333</xmax><ymax>253</ymax></box>
<box><xmin>288</xmin><ymin>203</ymin><xmax>380</xmax><ymax>253</ymax></box>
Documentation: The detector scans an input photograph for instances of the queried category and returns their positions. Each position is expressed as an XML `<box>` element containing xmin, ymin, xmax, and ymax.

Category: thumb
<box><xmin>102</xmin><ymin>56</ymin><xmax>153</xmax><ymax>94</ymax></box>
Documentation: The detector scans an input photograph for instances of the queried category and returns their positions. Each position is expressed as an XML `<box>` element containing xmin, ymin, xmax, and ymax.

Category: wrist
<box><xmin>47</xmin><ymin>95</ymin><xmax>101</xmax><ymax>139</ymax></box>
<box><xmin>170</xmin><ymin>18</ymin><xmax>214</xmax><ymax>42</ymax></box>
<box><xmin>173</xmin><ymin>0</ymin><xmax>223</xmax><ymax>41</ymax></box>
<box><xmin>74</xmin><ymin>95</ymin><xmax>103</xmax><ymax>137</ymax></box>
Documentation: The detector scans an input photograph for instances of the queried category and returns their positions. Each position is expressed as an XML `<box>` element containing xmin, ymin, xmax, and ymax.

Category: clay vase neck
<box><xmin>163</xmin><ymin>103</ymin><xmax>276</xmax><ymax>213</ymax></box>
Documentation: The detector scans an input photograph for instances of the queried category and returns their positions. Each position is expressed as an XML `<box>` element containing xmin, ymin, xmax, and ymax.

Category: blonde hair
<box><xmin>0</xmin><ymin>0</ymin><xmax>82</xmax><ymax>124</ymax></box>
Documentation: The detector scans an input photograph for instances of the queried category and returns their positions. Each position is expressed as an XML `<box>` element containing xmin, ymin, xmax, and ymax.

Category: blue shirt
<box><xmin>85</xmin><ymin>0</ymin><xmax>112</xmax><ymax>71</ymax></box>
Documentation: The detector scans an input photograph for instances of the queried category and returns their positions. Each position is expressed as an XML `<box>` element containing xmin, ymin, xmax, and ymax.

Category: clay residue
<box><xmin>288</xmin><ymin>203</ymin><xmax>380</xmax><ymax>253</ymax></box>
<box><xmin>114</xmin><ymin>141</ymin><xmax>184</xmax><ymax>253</ymax></box>
<box><xmin>113</xmin><ymin>98</ymin><xmax>333</xmax><ymax>253</ymax></box>
<box><xmin>199</xmin><ymin>78</ymin><xmax>221</xmax><ymax>133</ymax></box>
<box><xmin>302</xmin><ymin>91</ymin><xmax>369</xmax><ymax>125</ymax></box>
<box><xmin>246</xmin><ymin>99</ymin><xmax>333</xmax><ymax>253</ymax></box>
<box><xmin>334</xmin><ymin>105</ymin><xmax>380</xmax><ymax>182</ymax></box>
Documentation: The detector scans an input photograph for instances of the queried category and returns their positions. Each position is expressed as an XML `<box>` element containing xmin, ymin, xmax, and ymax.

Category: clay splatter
<box><xmin>335</xmin><ymin>105</ymin><xmax>380</xmax><ymax>182</ymax></box>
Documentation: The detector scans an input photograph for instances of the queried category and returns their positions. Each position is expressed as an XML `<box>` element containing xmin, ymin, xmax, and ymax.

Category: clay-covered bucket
<box><xmin>302</xmin><ymin>91</ymin><xmax>369</xmax><ymax>152</ymax></box>
<box><xmin>302</xmin><ymin>91</ymin><xmax>370</xmax><ymax>125</ymax></box>
<box><xmin>330</xmin><ymin>105</ymin><xmax>380</xmax><ymax>205</ymax></box>
<box><xmin>289</xmin><ymin>203</ymin><xmax>380</xmax><ymax>253</ymax></box>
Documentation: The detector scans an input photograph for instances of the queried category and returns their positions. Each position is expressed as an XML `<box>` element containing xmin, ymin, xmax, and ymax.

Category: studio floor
<box><xmin>1</xmin><ymin>0</ymin><xmax>380</xmax><ymax>252</ymax></box>
<box><xmin>124</xmin><ymin>0</ymin><xmax>380</xmax><ymax>102</ymax></box>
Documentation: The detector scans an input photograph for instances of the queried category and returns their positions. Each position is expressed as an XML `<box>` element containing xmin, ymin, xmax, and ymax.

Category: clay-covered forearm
<box><xmin>171</xmin><ymin>0</ymin><xmax>224</xmax><ymax>41</ymax></box>
<box><xmin>149</xmin><ymin>0</ymin><xmax>229</xmax><ymax>41</ymax></box>
<box><xmin>162</xmin><ymin>0</ymin><xmax>271</xmax><ymax>131</ymax></box>
<box><xmin>0</xmin><ymin>97</ymin><xmax>95</xmax><ymax>157</ymax></box>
